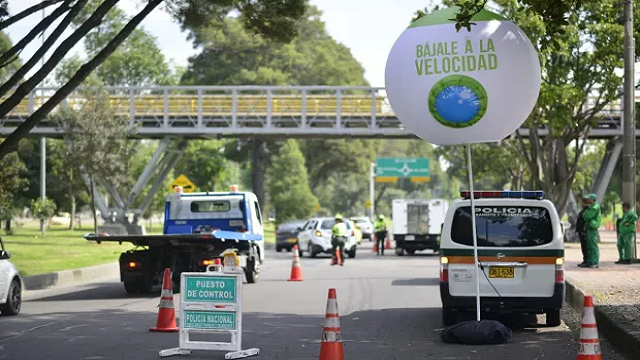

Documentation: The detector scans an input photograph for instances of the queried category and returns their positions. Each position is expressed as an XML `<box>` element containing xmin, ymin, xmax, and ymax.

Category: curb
<box><xmin>22</xmin><ymin>262</ymin><xmax>120</xmax><ymax>291</ymax></box>
<box><xmin>566</xmin><ymin>277</ymin><xmax>640</xmax><ymax>360</ymax></box>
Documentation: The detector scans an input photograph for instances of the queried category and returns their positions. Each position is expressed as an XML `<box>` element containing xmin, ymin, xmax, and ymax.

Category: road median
<box><xmin>22</xmin><ymin>262</ymin><xmax>120</xmax><ymax>291</ymax></box>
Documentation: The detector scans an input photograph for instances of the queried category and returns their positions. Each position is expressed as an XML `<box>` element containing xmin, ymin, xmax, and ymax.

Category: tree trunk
<box><xmin>0</xmin><ymin>0</ymin><xmax>65</xmax><ymax>32</ymax></box>
<box><xmin>69</xmin><ymin>193</ymin><xmax>76</xmax><ymax>230</ymax></box>
<box><xmin>89</xmin><ymin>172</ymin><xmax>98</xmax><ymax>234</ymax></box>
<box><xmin>5</xmin><ymin>219</ymin><xmax>11</xmax><ymax>235</ymax></box>
<box><xmin>251</xmin><ymin>139</ymin><xmax>267</xmax><ymax>209</ymax></box>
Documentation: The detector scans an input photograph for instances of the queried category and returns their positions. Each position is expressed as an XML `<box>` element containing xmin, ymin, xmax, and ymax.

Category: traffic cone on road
<box><xmin>577</xmin><ymin>295</ymin><xmax>602</xmax><ymax>360</ymax></box>
<box><xmin>150</xmin><ymin>268</ymin><xmax>179</xmax><ymax>332</ymax></box>
<box><xmin>384</xmin><ymin>237</ymin><xmax>392</xmax><ymax>250</ymax></box>
<box><xmin>319</xmin><ymin>288</ymin><xmax>344</xmax><ymax>360</ymax></box>
<box><xmin>288</xmin><ymin>245</ymin><xmax>304</xmax><ymax>281</ymax></box>
<box><xmin>372</xmin><ymin>241</ymin><xmax>378</xmax><ymax>253</ymax></box>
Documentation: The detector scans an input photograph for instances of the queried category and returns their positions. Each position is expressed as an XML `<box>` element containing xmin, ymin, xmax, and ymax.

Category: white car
<box><xmin>297</xmin><ymin>217</ymin><xmax>358</xmax><ymax>258</ymax></box>
<box><xmin>0</xmin><ymin>237</ymin><xmax>22</xmax><ymax>316</ymax></box>
<box><xmin>351</xmin><ymin>217</ymin><xmax>374</xmax><ymax>241</ymax></box>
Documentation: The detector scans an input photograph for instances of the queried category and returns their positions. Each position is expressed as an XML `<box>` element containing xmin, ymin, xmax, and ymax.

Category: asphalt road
<box><xmin>0</xmin><ymin>242</ymin><xmax>625</xmax><ymax>360</ymax></box>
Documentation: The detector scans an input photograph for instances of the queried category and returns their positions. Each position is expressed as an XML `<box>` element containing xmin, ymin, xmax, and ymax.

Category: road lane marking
<box><xmin>59</xmin><ymin>324</ymin><xmax>89</xmax><ymax>332</ymax></box>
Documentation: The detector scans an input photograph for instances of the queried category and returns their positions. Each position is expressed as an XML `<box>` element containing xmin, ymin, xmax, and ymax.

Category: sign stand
<box><xmin>466</xmin><ymin>144</ymin><xmax>482</xmax><ymax>322</ymax></box>
<box><xmin>159</xmin><ymin>265</ymin><xmax>259</xmax><ymax>359</ymax></box>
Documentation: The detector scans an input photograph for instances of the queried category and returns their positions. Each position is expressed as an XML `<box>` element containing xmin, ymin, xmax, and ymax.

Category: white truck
<box><xmin>392</xmin><ymin>198</ymin><xmax>449</xmax><ymax>256</ymax></box>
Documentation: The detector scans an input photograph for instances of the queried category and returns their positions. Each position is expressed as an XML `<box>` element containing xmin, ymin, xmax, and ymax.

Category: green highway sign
<box><xmin>184</xmin><ymin>275</ymin><xmax>237</xmax><ymax>303</ymax></box>
<box><xmin>183</xmin><ymin>310</ymin><xmax>236</xmax><ymax>330</ymax></box>
<box><xmin>375</xmin><ymin>158</ymin><xmax>430</xmax><ymax>182</ymax></box>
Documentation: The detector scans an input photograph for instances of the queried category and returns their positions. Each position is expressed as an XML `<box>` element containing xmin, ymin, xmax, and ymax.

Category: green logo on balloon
<box><xmin>428</xmin><ymin>75</ymin><xmax>488</xmax><ymax>129</ymax></box>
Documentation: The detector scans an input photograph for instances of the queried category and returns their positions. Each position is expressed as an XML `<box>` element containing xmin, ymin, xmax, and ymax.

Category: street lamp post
<box><xmin>621</xmin><ymin>0</ymin><xmax>636</xmax><ymax>259</ymax></box>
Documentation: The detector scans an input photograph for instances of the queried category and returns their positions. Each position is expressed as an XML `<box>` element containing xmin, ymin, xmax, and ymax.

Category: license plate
<box><xmin>488</xmin><ymin>266</ymin><xmax>515</xmax><ymax>278</ymax></box>
<box><xmin>288</xmin><ymin>238</ymin><xmax>297</xmax><ymax>243</ymax></box>
<box><xmin>405</xmin><ymin>235</ymin><xmax>415</xmax><ymax>241</ymax></box>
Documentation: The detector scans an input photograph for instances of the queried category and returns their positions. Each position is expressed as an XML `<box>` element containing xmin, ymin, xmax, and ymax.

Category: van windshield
<box><xmin>450</xmin><ymin>206</ymin><xmax>553</xmax><ymax>247</ymax></box>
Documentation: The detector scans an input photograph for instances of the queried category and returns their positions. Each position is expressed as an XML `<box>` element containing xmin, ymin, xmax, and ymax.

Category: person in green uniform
<box><xmin>331</xmin><ymin>214</ymin><xmax>348</xmax><ymax>266</ymax></box>
<box><xmin>374</xmin><ymin>214</ymin><xmax>388</xmax><ymax>256</ymax></box>
<box><xmin>616</xmin><ymin>202</ymin><xmax>638</xmax><ymax>265</ymax></box>
<box><xmin>581</xmin><ymin>194</ymin><xmax>602</xmax><ymax>268</ymax></box>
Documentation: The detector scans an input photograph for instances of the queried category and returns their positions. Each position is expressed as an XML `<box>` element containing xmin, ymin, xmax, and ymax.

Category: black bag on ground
<box><xmin>441</xmin><ymin>320</ymin><xmax>512</xmax><ymax>345</ymax></box>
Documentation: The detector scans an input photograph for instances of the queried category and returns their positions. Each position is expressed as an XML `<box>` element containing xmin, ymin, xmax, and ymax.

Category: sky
<box><xmin>4</xmin><ymin>0</ymin><xmax>441</xmax><ymax>87</ymax></box>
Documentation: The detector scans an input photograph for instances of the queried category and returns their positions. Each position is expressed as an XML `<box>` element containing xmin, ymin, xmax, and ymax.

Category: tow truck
<box><xmin>85</xmin><ymin>186</ymin><xmax>265</xmax><ymax>294</ymax></box>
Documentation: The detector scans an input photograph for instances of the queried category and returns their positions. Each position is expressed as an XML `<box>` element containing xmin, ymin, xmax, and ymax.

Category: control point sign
<box><xmin>385</xmin><ymin>7</ymin><xmax>541</xmax><ymax>146</ymax></box>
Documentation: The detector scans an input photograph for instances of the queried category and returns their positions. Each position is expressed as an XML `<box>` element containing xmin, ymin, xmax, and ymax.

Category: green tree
<box><xmin>0</xmin><ymin>0</ymin><xmax>307</xmax><ymax>160</ymax></box>
<box><xmin>416</xmin><ymin>1</ymin><xmax>639</xmax><ymax>216</ymax></box>
<box><xmin>53</xmin><ymin>94</ymin><xmax>135</xmax><ymax>233</ymax></box>
<box><xmin>0</xmin><ymin>148</ymin><xmax>28</xmax><ymax>234</ymax></box>
<box><xmin>268</xmin><ymin>140</ymin><xmax>317</xmax><ymax>225</ymax></box>
<box><xmin>30</xmin><ymin>197</ymin><xmax>57</xmax><ymax>236</ymax></box>
<box><xmin>182</xmin><ymin>6</ymin><xmax>370</xmax><ymax>210</ymax></box>
<box><xmin>173</xmin><ymin>140</ymin><xmax>229</xmax><ymax>192</ymax></box>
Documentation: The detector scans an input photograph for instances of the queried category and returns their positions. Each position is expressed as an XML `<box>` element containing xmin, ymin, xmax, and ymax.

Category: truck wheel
<box><xmin>546</xmin><ymin>309</ymin><xmax>561</xmax><ymax>327</ymax></box>
<box><xmin>442</xmin><ymin>308</ymin><xmax>458</xmax><ymax>326</ymax></box>
<box><xmin>124</xmin><ymin>279</ymin><xmax>152</xmax><ymax>294</ymax></box>
<box><xmin>348</xmin><ymin>248</ymin><xmax>356</xmax><ymax>259</ymax></box>
<box><xmin>395</xmin><ymin>248</ymin><xmax>404</xmax><ymax>256</ymax></box>
<box><xmin>245</xmin><ymin>257</ymin><xmax>260</xmax><ymax>284</ymax></box>
<box><xmin>0</xmin><ymin>279</ymin><xmax>21</xmax><ymax>316</ymax></box>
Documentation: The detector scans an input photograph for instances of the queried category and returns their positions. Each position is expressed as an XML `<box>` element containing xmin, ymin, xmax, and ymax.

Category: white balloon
<box><xmin>385</xmin><ymin>8</ymin><xmax>541</xmax><ymax>145</ymax></box>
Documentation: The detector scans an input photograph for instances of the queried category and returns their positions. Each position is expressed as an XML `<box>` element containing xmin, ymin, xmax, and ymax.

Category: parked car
<box><xmin>275</xmin><ymin>219</ymin><xmax>307</xmax><ymax>252</ymax></box>
<box><xmin>352</xmin><ymin>217</ymin><xmax>374</xmax><ymax>241</ymax></box>
<box><xmin>297</xmin><ymin>217</ymin><xmax>358</xmax><ymax>258</ymax></box>
<box><xmin>0</xmin><ymin>237</ymin><xmax>22</xmax><ymax>316</ymax></box>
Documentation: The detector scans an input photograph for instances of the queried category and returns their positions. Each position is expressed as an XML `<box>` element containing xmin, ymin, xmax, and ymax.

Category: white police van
<box><xmin>439</xmin><ymin>191</ymin><xmax>565</xmax><ymax>327</ymax></box>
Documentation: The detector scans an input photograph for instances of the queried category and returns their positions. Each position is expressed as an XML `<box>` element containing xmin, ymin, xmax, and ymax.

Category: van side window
<box><xmin>451</xmin><ymin>206</ymin><xmax>553</xmax><ymax>247</ymax></box>
<box><xmin>254</xmin><ymin>201</ymin><xmax>263</xmax><ymax>225</ymax></box>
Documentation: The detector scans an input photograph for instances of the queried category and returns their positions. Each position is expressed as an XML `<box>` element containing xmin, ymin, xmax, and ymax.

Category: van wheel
<box><xmin>348</xmin><ymin>248</ymin><xmax>356</xmax><ymax>259</ymax></box>
<box><xmin>546</xmin><ymin>309</ymin><xmax>561</xmax><ymax>327</ymax></box>
<box><xmin>406</xmin><ymin>249</ymin><xmax>416</xmax><ymax>255</ymax></box>
<box><xmin>309</xmin><ymin>243</ymin><xmax>317</xmax><ymax>258</ymax></box>
<box><xmin>245</xmin><ymin>257</ymin><xmax>260</xmax><ymax>284</ymax></box>
<box><xmin>442</xmin><ymin>308</ymin><xmax>457</xmax><ymax>326</ymax></box>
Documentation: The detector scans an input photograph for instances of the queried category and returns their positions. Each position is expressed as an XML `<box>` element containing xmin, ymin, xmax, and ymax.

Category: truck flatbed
<box><xmin>84</xmin><ymin>231</ymin><xmax>263</xmax><ymax>247</ymax></box>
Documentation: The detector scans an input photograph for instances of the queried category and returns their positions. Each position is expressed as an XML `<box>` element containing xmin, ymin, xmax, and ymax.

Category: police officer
<box><xmin>576</xmin><ymin>199</ymin><xmax>589</xmax><ymax>267</ymax></box>
<box><xmin>331</xmin><ymin>214</ymin><xmax>348</xmax><ymax>266</ymax></box>
<box><xmin>616</xmin><ymin>202</ymin><xmax>638</xmax><ymax>265</ymax></box>
<box><xmin>374</xmin><ymin>214</ymin><xmax>388</xmax><ymax>256</ymax></box>
<box><xmin>581</xmin><ymin>194</ymin><xmax>602</xmax><ymax>269</ymax></box>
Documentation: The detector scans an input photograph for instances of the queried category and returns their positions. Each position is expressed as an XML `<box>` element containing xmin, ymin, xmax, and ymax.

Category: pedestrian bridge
<box><xmin>0</xmin><ymin>86</ymin><xmax>637</xmax><ymax>139</ymax></box>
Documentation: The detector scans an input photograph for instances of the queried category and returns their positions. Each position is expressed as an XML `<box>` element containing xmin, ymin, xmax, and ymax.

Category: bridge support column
<box><xmin>565</xmin><ymin>138</ymin><xmax>622</xmax><ymax>242</ymax></box>
<box><xmin>85</xmin><ymin>137</ymin><xmax>187</xmax><ymax>235</ymax></box>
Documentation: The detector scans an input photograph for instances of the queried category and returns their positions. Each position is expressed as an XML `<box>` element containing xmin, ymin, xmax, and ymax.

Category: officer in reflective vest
<box><xmin>374</xmin><ymin>214</ymin><xmax>388</xmax><ymax>256</ymax></box>
<box><xmin>331</xmin><ymin>214</ymin><xmax>348</xmax><ymax>266</ymax></box>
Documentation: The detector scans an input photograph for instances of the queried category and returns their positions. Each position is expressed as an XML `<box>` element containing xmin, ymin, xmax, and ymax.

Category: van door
<box><xmin>445</xmin><ymin>204</ymin><xmax>560</xmax><ymax>298</ymax></box>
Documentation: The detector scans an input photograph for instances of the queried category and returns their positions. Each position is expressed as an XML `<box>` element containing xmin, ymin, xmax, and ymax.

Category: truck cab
<box><xmin>164</xmin><ymin>191</ymin><xmax>265</xmax><ymax>264</ymax></box>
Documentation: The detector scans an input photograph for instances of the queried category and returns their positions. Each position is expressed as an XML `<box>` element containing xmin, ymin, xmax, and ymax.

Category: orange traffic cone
<box><xmin>384</xmin><ymin>237</ymin><xmax>392</xmax><ymax>250</ymax></box>
<box><xmin>577</xmin><ymin>295</ymin><xmax>602</xmax><ymax>360</ymax></box>
<box><xmin>319</xmin><ymin>288</ymin><xmax>344</xmax><ymax>360</ymax></box>
<box><xmin>150</xmin><ymin>268</ymin><xmax>179</xmax><ymax>332</ymax></box>
<box><xmin>288</xmin><ymin>245</ymin><xmax>304</xmax><ymax>281</ymax></box>
<box><xmin>372</xmin><ymin>240</ymin><xmax>378</xmax><ymax>253</ymax></box>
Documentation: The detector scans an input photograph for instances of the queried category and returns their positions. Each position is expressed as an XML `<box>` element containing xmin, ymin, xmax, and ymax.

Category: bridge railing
<box><xmin>0</xmin><ymin>86</ymin><xmax>637</xmax><ymax>135</ymax></box>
